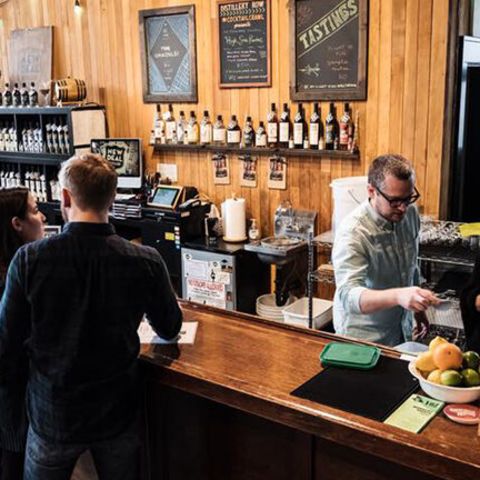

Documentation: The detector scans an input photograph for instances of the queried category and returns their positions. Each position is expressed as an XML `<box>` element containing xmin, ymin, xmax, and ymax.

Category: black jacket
<box><xmin>460</xmin><ymin>253</ymin><xmax>480</xmax><ymax>352</ymax></box>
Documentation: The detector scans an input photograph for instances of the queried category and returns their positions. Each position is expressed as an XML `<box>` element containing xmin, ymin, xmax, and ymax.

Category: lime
<box><xmin>463</xmin><ymin>351</ymin><xmax>480</xmax><ymax>370</ymax></box>
<box><xmin>427</xmin><ymin>369</ymin><xmax>442</xmax><ymax>384</ymax></box>
<box><xmin>461</xmin><ymin>368</ymin><xmax>480</xmax><ymax>387</ymax></box>
<box><xmin>440</xmin><ymin>370</ymin><xmax>463</xmax><ymax>387</ymax></box>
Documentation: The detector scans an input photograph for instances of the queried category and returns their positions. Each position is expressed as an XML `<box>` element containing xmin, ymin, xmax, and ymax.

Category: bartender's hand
<box><xmin>412</xmin><ymin>311</ymin><xmax>429</xmax><ymax>340</ymax></box>
<box><xmin>396</xmin><ymin>287</ymin><xmax>440</xmax><ymax>312</ymax></box>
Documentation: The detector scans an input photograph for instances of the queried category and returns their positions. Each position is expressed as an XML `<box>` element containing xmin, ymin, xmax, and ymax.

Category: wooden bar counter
<box><xmin>140</xmin><ymin>302</ymin><xmax>480</xmax><ymax>480</ymax></box>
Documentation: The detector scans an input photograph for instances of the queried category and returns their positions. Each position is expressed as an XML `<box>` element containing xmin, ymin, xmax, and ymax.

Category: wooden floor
<box><xmin>71</xmin><ymin>451</ymin><xmax>98</xmax><ymax>480</ymax></box>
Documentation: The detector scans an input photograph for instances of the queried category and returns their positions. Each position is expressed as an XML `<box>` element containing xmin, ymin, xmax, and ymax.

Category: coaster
<box><xmin>443</xmin><ymin>404</ymin><xmax>480</xmax><ymax>425</ymax></box>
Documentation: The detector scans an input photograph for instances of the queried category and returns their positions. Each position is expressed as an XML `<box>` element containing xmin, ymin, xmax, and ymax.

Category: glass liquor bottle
<box><xmin>153</xmin><ymin>104</ymin><xmax>164</xmax><ymax>142</ymax></box>
<box><xmin>200</xmin><ymin>110</ymin><xmax>213</xmax><ymax>145</ymax></box>
<box><xmin>164</xmin><ymin>104</ymin><xmax>176</xmax><ymax>143</ymax></box>
<box><xmin>256</xmin><ymin>121</ymin><xmax>267</xmax><ymax>147</ymax></box>
<box><xmin>177</xmin><ymin>111</ymin><xmax>187</xmax><ymax>144</ymax></box>
<box><xmin>227</xmin><ymin>115</ymin><xmax>241</xmax><ymax>146</ymax></box>
<box><xmin>325</xmin><ymin>103</ymin><xmax>337</xmax><ymax>151</ymax></box>
<box><xmin>293</xmin><ymin>103</ymin><xmax>306</xmax><ymax>149</ymax></box>
<box><xmin>29</xmin><ymin>82</ymin><xmax>38</xmax><ymax>107</ymax></box>
<box><xmin>243</xmin><ymin>116</ymin><xmax>255</xmax><ymax>148</ymax></box>
<box><xmin>187</xmin><ymin>111</ymin><xmax>199</xmax><ymax>144</ymax></box>
<box><xmin>266</xmin><ymin>103</ymin><xmax>278</xmax><ymax>148</ymax></box>
<box><xmin>309</xmin><ymin>103</ymin><xmax>321</xmax><ymax>150</ymax></box>
<box><xmin>213</xmin><ymin>115</ymin><xmax>226</xmax><ymax>146</ymax></box>
<box><xmin>339</xmin><ymin>103</ymin><xmax>351</xmax><ymax>151</ymax></box>
<box><xmin>3</xmin><ymin>83</ymin><xmax>12</xmax><ymax>107</ymax></box>
<box><xmin>12</xmin><ymin>83</ymin><xmax>21</xmax><ymax>107</ymax></box>
<box><xmin>279</xmin><ymin>103</ymin><xmax>291</xmax><ymax>148</ymax></box>
<box><xmin>20</xmin><ymin>82</ymin><xmax>29</xmax><ymax>107</ymax></box>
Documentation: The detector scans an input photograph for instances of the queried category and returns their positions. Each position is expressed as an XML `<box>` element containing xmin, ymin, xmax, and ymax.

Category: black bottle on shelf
<box><xmin>3</xmin><ymin>83</ymin><xmax>12</xmax><ymax>107</ymax></box>
<box><xmin>279</xmin><ymin>103</ymin><xmax>291</xmax><ymax>148</ymax></box>
<box><xmin>29</xmin><ymin>82</ymin><xmax>38</xmax><ymax>107</ymax></box>
<box><xmin>325</xmin><ymin>103</ymin><xmax>337</xmax><ymax>150</ymax></box>
<box><xmin>309</xmin><ymin>103</ymin><xmax>321</xmax><ymax>150</ymax></box>
<box><xmin>12</xmin><ymin>83</ymin><xmax>21</xmax><ymax>107</ymax></box>
<box><xmin>293</xmin><ymin>103</ymin><xmax>306</xmax><ymax>149</ymax></box>
<box><xmin>20</xmin><ymin>82</ymin><xmax>29</xmax><ymax>107</ymax></box>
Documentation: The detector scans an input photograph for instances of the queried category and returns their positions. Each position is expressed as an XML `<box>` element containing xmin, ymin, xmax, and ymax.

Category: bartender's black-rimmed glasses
<box><xmin>375</xmin><ymin>186</ymin><xmax>421</xmax><ymax>208</ymax></box>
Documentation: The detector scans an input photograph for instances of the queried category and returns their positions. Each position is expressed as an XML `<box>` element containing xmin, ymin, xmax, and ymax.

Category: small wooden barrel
<box><xmin>54</xmin><ymin>78</ymin><xmax>87</xmax><ymax>103</ymax></box>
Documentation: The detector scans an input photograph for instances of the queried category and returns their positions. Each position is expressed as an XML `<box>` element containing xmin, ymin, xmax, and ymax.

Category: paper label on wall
<box><xmin>186</xmin><ymin>278</ymin><xmax>226</xmax><ymax>309</ymax></box>
<box><xmin>183</xmin><ymin>256</ymin><xmax>208</xmax><ymax>280</ymax></box>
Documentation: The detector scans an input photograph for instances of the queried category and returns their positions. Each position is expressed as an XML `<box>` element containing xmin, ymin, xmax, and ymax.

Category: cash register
<box><xmin>142</xmin><ymin>185</ymin><xmax>210</xmax><ymax>295</ymax></box>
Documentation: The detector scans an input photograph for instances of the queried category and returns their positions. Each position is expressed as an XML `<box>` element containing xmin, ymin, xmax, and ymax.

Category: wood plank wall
<box><xmin>0</xmin><ymin>0</ymin><xmax>449</xmax><ymax>235</ymax></box>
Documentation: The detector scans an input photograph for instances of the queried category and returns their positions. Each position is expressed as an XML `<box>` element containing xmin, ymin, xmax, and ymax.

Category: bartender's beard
<box><xmin>377</xmin><ymin>204</ymin><xmax>407</xmax><ymax>223</ymax></box>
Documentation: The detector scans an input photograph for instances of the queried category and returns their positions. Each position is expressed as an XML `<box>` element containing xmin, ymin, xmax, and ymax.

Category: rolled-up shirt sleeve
<box><xmin>332</xmin><ymin>231</ymin><xmax>368</xmax><ymax>315</ymax></box>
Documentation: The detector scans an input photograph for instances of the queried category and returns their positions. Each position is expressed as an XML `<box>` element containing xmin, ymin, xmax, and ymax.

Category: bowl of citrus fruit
<box><xmin>409</xmin><ymin>336</ymin><xmax>480</xmax><ymax>404</ymax></box>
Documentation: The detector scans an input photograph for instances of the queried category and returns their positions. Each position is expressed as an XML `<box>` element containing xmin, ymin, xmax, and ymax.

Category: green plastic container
<box><xmin>320</xmin><ymin>342</ymin><xmax>381</xmax><ymax>370</ymax></box>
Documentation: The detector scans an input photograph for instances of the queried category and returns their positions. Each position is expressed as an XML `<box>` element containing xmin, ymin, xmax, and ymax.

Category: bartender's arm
<box><xmin>333</xmin><ymin>235</ymin><xmax>438</xmax><ymax>316</ymax></box>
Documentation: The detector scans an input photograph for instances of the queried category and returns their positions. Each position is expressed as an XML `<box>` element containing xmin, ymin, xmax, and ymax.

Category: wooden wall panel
<box><xmin>0</xmin><ymin>0</ymin><xmax>450</xmax><ymax>234</ymax></box>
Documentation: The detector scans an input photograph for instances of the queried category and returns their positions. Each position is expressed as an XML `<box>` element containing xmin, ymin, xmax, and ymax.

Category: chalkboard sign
<box><xmin>290</xmin><ymin>0</ymin><xmax>368</xmax><ymax>100</ymax></box>
<box><xmin>218</xmin><ymin>0</ymin><xmax>271</xmax><ymax>88</ymax></box>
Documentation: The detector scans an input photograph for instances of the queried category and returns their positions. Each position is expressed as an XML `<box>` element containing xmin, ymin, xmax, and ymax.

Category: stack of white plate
<box><xmin>256</xmin><ymin>294</ymin><xmax>297</xmax><ymax>322</ymax></box>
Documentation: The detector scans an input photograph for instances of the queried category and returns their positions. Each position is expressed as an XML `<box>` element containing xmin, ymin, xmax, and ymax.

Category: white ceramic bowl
<box><xmin>408</xmin><ymin>361</ymin><xmax>480</xmax><ymax>404</ymax></box>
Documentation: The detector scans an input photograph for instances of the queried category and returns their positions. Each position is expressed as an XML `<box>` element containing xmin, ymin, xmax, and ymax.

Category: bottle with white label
<box><xmin>20</xmin><ymin>82</ymin><xmax>29</xmax><ymax>107</ymax></box>
<box><xmin>279</xmin><ymin>103</ymin><xmax>291</xmax><ymax>148</ymax></box>
<box><xmin>309</xmin><ymin>103</ymin><xmax>321</xmax><ymax>150</ymax></box>
<box><xmin>153</xmin><ymin>105</ymin><xmax>164</xmax><ymax>141</ymax></box>
<box><xmin>227</xmin><ymin>115</ymin><xmax>241</xmax><ymax>146</ymax></box>
<box><xmin>164</xmin><ymin>104</ymin><xmax>176</xmax><ymax>143</ymax></box>
<box><xmin>200</xmin><ymin>110</ymin><xmax>213</xmax><ymax>145</ymax></box>
<box><xmin>339</xmin><ymin>102</ymin><xmax>351</xmax><ymax>151</ymax></box>
<box><xmin>213</xmin><ymin>115</ymin><xmax>226</xmax><ymax>145</ymax></box>
<box><xmin>255</xmin><ymin>121</ymin><xmax>267</xmax><ymax>147</ymax></box>
<box><xmin>12</xmin><ymin>83</ymin><xmax>21</xmax><ymax>107</ymax></box>
<box><xmin>177</xmin><ymin>111</ymin><xmax>187</xmax><ymax>144</ymax></box>
<box><xmin>187</xmin><ymin>111</ymin><xmax>199</xmax><ymax>144</ymax></box>
<box><xmin>293</xmin><ymin>103</ymin><xmax>305</xmax><ymax>149</ymax></box>
<box><xmin>267</xmin><ymin>103</ymin><xmax>278</xmax><ymax>148</ymax></box>
<box><xmin>243</xmin><ymin>116</ymin><xmax>255</xmax><ymax>148</ymax></box>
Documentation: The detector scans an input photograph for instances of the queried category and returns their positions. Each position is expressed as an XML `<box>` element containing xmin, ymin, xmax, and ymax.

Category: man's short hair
<box><xmin>368</xmin><ymin>154</ymin><xmax>415</xmax><ymax>189</ymax></box>
<box><xmin>59</xmin><ymin>154</ymin><xmax>118</xmax><ymax>211</ymax></box>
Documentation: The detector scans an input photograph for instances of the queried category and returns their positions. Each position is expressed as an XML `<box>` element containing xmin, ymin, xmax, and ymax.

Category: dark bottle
<box><xmin>266</xmin><ymin>103</ymin><xmax>278</xmax><ymax>148</ymax></box>
<box><xmin>339</xmin><ymin>103</ymin><xmax>352</xmax><ymax>151</ymax></box>
<box><xmin>243</xmin><ymin>116</ymin><xmax>255</xmax><ymax>148</ymax></box>
<box><xmin>293</xmin><ymin>103</ymin><xmax>306</xmax><ymax>149</ymax></box>
<box><xmin>3</xmin><ymin>83</ymin><xmax>12</xmax><ymax>107</ymax></box>
<box><xmin>325</xmin><ymin>103</ymin><xmax>337</xmax><ymax>150</ymax></box>
<box><xmin>12</xmin><ymin>83</ymin><xmax>21</xmax><ymax>107</ymax></box>
<box><xmin>227</xmin><ymin>115</ymin><xmax>241</xmax><ymax>146</ymax></box>
<box><xmin>20</xmin><ymin>82</ymin><xmax>29</xmax><ymax>107</ymax></box>
<box><xmin>309</xmin><ymin>103</ymin><xmax>321</xmax><ymax>150</ymax></box>
<box><xmin>278</xmin><ymin>103</ymin><xmax>291</xmax><ymax>148</ymax></box>
<box><xmin>29</xmin><ymin>82</ymin><xmax>38</xmax><ymax>107</ymax></box>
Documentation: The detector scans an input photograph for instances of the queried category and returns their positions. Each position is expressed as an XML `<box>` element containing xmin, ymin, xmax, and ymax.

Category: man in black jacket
<box><xmin>0</xmin><ymin>154</ymin><xmax>182</xmax><ymax>480</ymax></box>
<box><xmin>461</xmin><ymin>254</ymin><xmax>480</xmax><ymax>352</ymax></box>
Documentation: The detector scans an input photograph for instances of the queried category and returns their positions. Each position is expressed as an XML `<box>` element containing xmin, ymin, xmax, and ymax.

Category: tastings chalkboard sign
<box><xmin>218</xmin><ymin>0</ymin><xmax>271</xmax><ymax>88</ymax></box>
<box><xmin>290</xmin><ymin>0</ymin><xmax>368</xmax><ymax>100</ymax></box>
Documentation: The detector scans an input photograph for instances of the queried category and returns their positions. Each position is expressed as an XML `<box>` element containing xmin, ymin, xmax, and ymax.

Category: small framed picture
<box><xmin>239</xmin><ymin>155</ymin><xmax>258</xmax><ymax>188</ymax></box>
<box><xmin>212</xmin><ymin>153</ymin><xmax>231</xmax><ymax>185</ymax></box>
<box><xmin>43</xmin><ymin>225</ymin><xmax>62</xmax><ymax>238</ymax></box>
<box><xmin>268</xmin><ymin>157</ymin><xmax>287</xmax><ymax>190</ymax></box>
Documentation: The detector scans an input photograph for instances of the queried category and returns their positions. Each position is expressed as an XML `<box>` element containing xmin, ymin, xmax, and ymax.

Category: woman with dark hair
<box><xmin>0</xmin><ymin>187</ymin><xmax>45</xmax><ymax>480</ymax></box>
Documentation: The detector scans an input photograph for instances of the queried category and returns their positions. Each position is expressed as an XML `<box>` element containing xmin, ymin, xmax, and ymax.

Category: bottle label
<box><xmin>326</xmin><ymin>125</ymin><xmax>334</xmax><ymax>144</ymax></box>
<box><xmin>166</xmin><ymin>121</ymin><xmax>176</xmax><ymax>140</ymax></box>
<box><xmin>200</xmin><ymin>124</ymin><xmax>212</xmax><ymax>143</ymax></box>
<box><xmin>293</xmin><ymin>124</ymin><xmax>303</xmax><ymax>145</ymax></box>
<box><xmin>227</xmin><ymin>130</ymin><xmax>241</xmax><ymax>144</ymax></box>
<box><xmin>279</xmin><ymin>123</ymin><xmax>289</xmax><ymax>142</ymax></box>
<box><xmin>339</xmin><ymin>124</ymin><xmax>349</xmax><ymax>146</ymax></box>
<box><xmin>213</xmin><ymin>127</ymin><xmax>226</xmax><ymax>142</ymax></box>
<box><xmin>267</xmin><ymin>123</ymin><xmax>278</xmax><ymax>142</ymax></box>
<box><xmin>256</xmin><ymin>133</ymin><xmax>267</xmax><ymax>147</ymax></box>
<box><xmin>309</xmin><ymin>124</ymin><xmax>319</xmax><ymax>146</ymax></box>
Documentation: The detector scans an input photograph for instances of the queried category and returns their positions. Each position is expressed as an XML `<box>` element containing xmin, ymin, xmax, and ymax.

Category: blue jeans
<box><xmin>23</xmin><ymin>420</ymin><xmax>140</xmax><ymax>480</ymax></box>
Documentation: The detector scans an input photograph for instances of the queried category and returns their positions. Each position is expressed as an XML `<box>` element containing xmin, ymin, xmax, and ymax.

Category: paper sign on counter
<box><xmin>384</xmin><ymin>394</ymin><xmax>444</xmax><ymax>433</ymax></box>
<box><xmin>138</xmin><ymin>321</ymin><xmax>198</xmax><ymax>345</ymax></box>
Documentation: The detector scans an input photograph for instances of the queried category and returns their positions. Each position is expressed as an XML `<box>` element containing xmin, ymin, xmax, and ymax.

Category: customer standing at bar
<box><xmin>460</xmin><ymin>253</ymin><xmax>480</xmax><ymax>352</ymax></box>
<box><xmin>0</xmin><ymin>154</ymin><xmax>182</xmax><ymax>480</ymax></box>
<box><xmin>0</xmin><ymin>188</ymin><xmax>45</xmax><ymax>480</ymax></box>
<box><xmin>332</xmin><ymin>154</ymin><xmax>439</xmax><ymax>346</ymax></box>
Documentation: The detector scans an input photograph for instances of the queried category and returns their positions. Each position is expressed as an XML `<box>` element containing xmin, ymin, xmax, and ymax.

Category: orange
<box><xmin>429</xmin><ymin>336</ymin><xmax>448</xmax><ymax>353</ymax></box>
<box><xmin>432</xmin><ymin>343</ymin><xmax>463</xmax><ymax>371</ymax></box>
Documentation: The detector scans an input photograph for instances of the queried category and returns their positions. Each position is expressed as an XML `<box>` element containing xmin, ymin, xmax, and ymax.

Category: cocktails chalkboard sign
<box><xmin>218</xmin><ymin>0</ymin><xmax>271</xmax><ymax>88</ymax></box>
<box><xmin>290</xmin><ymin>0</ymin><xmax>368</xmax><ymax>100</ymax></box>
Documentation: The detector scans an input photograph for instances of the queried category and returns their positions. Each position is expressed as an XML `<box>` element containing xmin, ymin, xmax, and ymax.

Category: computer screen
<box><xmin>90</xmin><ymin>138</ymin><xmax>143</xmax><ymax>189</ymax></box>
<box><xmin>148</xmin><ymin>186</ymin><xmax>183</xmax><ymax>209</ymax></box>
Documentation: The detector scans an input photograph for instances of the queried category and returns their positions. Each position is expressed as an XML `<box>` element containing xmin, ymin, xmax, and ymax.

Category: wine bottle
<box><xmin>279</xmin><ymin>103</ymin><xmax>291</xmax><ymax>148</ymax></box>
<box><xmin>256</xmin><ymin>121</ymin><xmax>267</xmax><ymax>147</ymax></box>
<box><xmin>325</xmin><ymin>103</ymin><xmax>336</xmax><ymax>150</ymax></box>
<box><xmin>339</xmin><ymin>103</ymin><xmax>351</xmax><ymax>151</ymax></box>
<box><xmin>29</xmin><ymin>82</ymin><xmax>38</xmax><ymax>107</ymax></box>
<box><xmin>200</xmin><ymin>110</ymin><xmax>213</xmax><ymax>145</ymax></box>
<box><xmin>153</xmin><ymin>104</ymin><xmax>164</xmax><ymax>141</ymax></box>
<box><xmin>12</xmin><ymin>83</ymin><xmax>21</xmax><ymax>107</ymax></box>
<box><xmin>293</xmin><ymin>103</ymin><xmax>306</xmax><ymax>149</ymax></box>
<box><xmin>309</xmin><ymin>103</ymin><xmax>321</xmax><ymax>150</ymax></box>
<box><xmin>3</xmin><ymin>83</ymin><xmax>12</xmax><ymax>107</ymax></box>
<box><xmin>20</xmin><ymin>82</ymin><xmax>29</xmax><ymax>107</ymax></box>
<box><xmin>164</xmin><ymin>104</ymin><xmax>176</xmax><ymax>143</ymax></box>
<box><xmin>266</xmin><ymin>103</ymin><xmax>278</xmax><ymax>148</ymax></box>
<box><xmin>227</xmin><ymin>115</ymin><xmax>241</xmax><ymax>146</ymax></box>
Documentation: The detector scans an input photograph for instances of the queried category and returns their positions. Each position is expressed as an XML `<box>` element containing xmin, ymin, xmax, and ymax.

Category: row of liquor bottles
<box><xmin>0</xmin><ymin>118</ymin><xmax>70</xmax><ymax>155</ymax></box>
<box><xmin>1</xmin><ymin>82</ymin><xmax>39</xmax><ymax>108</ymax></box>
<box><xmin>151</xmin><ymin>102</ymin><xmax>359</xmax><ymax>152</ymax></box>
<box><xmin>0</xmin><ymin>166</ymin><xmax>48</xmax><ymax>202</ymax></box>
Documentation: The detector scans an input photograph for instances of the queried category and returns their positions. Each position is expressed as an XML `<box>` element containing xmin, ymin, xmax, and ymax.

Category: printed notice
<box><xmin>138</xmin><ymin>321</ymin><xmax>198</xmax><ymax>345</ymax></box>
<box><xmin>384</xmin><ymin>394</ymin><xmax>444</xmax><ymax>433</ymax></box>
<box><xmin>186</xmin><ymin>278</ymin><xmax>227</xmax><ymax>309</ymax></box>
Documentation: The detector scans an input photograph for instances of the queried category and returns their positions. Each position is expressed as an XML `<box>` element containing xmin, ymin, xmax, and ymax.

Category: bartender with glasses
<box><xmin>332</xmin><ymin>154</ymin><xmax>440</xmax><ymax>346</ymax></box>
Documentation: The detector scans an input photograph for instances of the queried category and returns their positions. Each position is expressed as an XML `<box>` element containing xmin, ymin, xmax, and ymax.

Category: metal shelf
<box><xmin>0</xmin><ymin>151</ymin><xmax>70</xmax><ymax>166</ymax></box>
<box><xmin>153</xmin><ymin>142</ymin><xmax>360</xmax><ymax>159</ymax></box>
